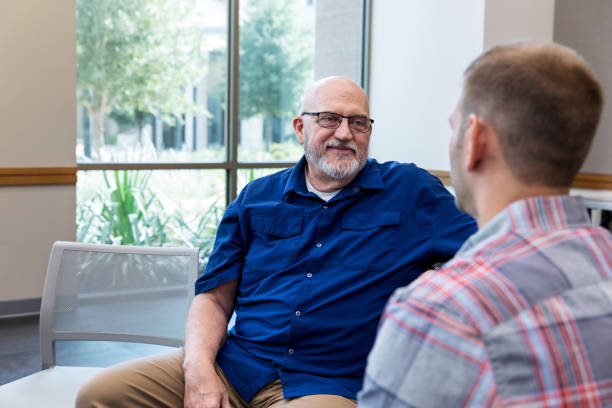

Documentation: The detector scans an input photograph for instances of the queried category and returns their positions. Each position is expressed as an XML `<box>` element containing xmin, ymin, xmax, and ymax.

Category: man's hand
<box><xmin>183</xmin><ymin>282</ymin><xmax>238</xmax><ymax>408</ymax></box>
<box><xmin>184</xmin><ymin>363</ymin><xmax>231</xmax><ymax>408</ymax></box>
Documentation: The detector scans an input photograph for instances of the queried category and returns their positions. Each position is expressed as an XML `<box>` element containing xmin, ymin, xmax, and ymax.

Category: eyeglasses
<box><xmin>301</xmin><ymin>111</ymin><xmax>374</xmax><ymax>133</ymax></box>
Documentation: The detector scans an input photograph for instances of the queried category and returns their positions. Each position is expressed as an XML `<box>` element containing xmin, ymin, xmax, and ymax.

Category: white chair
<box><xmin>0</xmin><ymin>241</ymin><xmax>198</xmax><ymax>407</ymax></box>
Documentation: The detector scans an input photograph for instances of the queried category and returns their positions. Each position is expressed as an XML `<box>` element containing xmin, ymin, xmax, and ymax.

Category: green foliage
<box><xmin>170</xmin><ymin>202</ymin><xmax>224</xmax><ymax>275</ymax></box>
<box><xmin>78</xmin><ymin>170</ymin><xmax>169</xmax><ymax>246</ymax></box>
<box><xmin>77</xmin><ymin>170</ymin><xmax>223</xmax><ymax>275</ymax></box>
<box><xmin>109</xmin><ymin>108</ymin><xmax>153</xmax><ymax>132</ymax></box>
<box><xmin>239</xmin><ymin>0</ymin><xmax>314</xmax><ymax>120</ymax></box>
<box><xmin>76</xmin><ymin>0</ymin><xmax>207</xmax><ymax>153</ymax></box>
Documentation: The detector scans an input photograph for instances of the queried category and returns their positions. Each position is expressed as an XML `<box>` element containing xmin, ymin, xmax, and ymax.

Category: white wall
<box><xmin>0</xmin><ymin>1</ymin><xmax>76</xmax><ymax>303</ymax></box>
<box><xmin>369</xmin><ymin>0</ymin><xmax>566</xmax><ymax>173</ymax></box>
<box><xmin>369</xmin><ymin>0</ymin><xmax>485</xmax><ymax>170</ymax></box>
<box><xmin>554</xmin><ymin>0</ymin><xmax>612</xmax><ymax>175</ymax></box>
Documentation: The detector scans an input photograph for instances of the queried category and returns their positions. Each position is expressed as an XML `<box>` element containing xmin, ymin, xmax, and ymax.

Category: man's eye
<box><xmin>320</xmin><ymin>115</ymin><xmax>338</xmax><ymax>123</ymax></box>
<box><xmin>351</xmin><ymin>118</ymin><xmax>367</xmax><ymax>127</ymax></box>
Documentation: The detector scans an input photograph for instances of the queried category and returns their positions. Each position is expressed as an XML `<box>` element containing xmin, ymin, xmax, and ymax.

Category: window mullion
<box><xmin>225</xmin><ymin>0</ymin><xmax>240</xmax><ymax>205</ymax></box>
<box><xmin>361</xmin><ymin>0</ymin><xmax>371</xmax><ymax>94</ymax></box>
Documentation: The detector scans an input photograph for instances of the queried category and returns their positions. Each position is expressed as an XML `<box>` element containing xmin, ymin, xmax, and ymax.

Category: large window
<box><xmin>76</xmin><ymin>0</ymin><xmax>369</xmax><ymax>264</ymax></box>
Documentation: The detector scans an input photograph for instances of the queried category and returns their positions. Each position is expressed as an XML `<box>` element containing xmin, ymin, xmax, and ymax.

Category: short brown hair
<box><xmin>461</xmin><ymin>42</ymin><xmax>604</xmax><ymax>187</ymax></box>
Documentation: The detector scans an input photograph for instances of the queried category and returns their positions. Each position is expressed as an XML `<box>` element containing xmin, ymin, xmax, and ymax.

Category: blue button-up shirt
<box><xmin>195</xmin><ymin>157</ymin><xmax>477</xmax><ymax>401</ymax></box>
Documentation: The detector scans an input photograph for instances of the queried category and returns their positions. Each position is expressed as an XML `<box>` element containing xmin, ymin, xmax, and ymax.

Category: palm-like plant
<box><xmin>78</xmin><ymin>170</ymin><xmax>168</xmax><ymax>246</ymax></box>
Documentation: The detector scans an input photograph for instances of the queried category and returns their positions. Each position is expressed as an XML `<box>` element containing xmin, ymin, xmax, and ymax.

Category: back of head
<box><xmin>461</xmin><ymin>42</ymin><xmax>604</xmax><ymax>187</ymax></box>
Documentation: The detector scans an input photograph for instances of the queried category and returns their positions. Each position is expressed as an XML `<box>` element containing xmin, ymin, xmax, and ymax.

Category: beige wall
<box><xmin>314</xmin><ymin>0</ymin><xmax>363</xmax><ymax>84</ymax></box>
<box><xmin>0</xmin><ymin>187</ymin><xmax>76</xmax><ymax>301</ymax></box>
<box><xmin>554</xmin><ymin>0</ymin><xmax>612</xmax><ymax>175</ymax></box>
<box><xmin>0</xmin><ymin>1</ymin><xmax>76</xmax><ymax>303</ymax></box>
<box><xmin>483</xmin><ymin>0</ymin><xmax>555</xmax><ymax>50</ymax></box>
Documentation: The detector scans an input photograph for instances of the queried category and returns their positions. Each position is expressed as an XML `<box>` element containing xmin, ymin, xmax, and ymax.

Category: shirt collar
<box><xmin>282</xmin><ymin>156</ymin><xmax>384</xmax><ymax>201</ymax></box>
<box><xmin>456</xmin><ymin>195</ymin><xmax>592</xmax><ymax>256</ymax></box>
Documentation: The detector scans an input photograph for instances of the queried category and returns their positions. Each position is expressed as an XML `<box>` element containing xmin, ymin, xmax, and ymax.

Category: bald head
<box><xmin>293</xmin><ymin>76</ymin><xmax>372</xmax><ymax>189</ymax></box>
<box><xmin>301</xmin><ymin>76</ymin><xmax>370</xmax><ymax>115</ymax></box>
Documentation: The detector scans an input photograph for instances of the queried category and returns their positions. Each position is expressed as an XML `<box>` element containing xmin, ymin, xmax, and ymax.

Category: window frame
<box><xmin>77</xmin><ymin>0</ymin><xmax>371</xmax><ymax>205</ymax></box>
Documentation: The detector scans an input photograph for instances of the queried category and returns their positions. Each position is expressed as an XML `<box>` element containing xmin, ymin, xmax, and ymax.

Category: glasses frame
<box><xmin>301</xmin><ymin>111</ymin><xmax>374</xmax><ymax>133</ymax></box>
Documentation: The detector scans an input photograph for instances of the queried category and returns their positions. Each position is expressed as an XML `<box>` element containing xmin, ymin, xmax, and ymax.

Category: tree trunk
<box><xmin>91</xmin><ymin>110</ymin><xmax>105</xmax><ymax>159</ymax></box>
<box><xmin>263</xmin><ymin>116</ymin><xmax>272</xmax><ymax>151</ymax></box>
<box><xmin>84</xmin><ymin>114</ymin><xmax>93</xmax><ymax>158</ymax></box>
<box><xmin>271</xmin><ymin>116</ymin><xmax>282</xmax><ymax>143</ymax></box>
<box><xmin>135</xmin><ymin>110</ymin><xmax>145</xmax><ymax>144</ymax></box>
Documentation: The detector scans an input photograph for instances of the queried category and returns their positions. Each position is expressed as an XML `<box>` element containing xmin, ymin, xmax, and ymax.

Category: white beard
<box><xmin>304</xmin><ymin>135</ymin><xmax>368</xmax><ymax>180</ymax></box>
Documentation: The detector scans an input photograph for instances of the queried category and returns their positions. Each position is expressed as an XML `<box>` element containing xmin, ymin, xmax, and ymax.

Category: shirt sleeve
<box><xmin>194</xmin><ymin>191</ymin><xmax>245</xmax><ymax>295</ymax></box>
<box><xmin>358</xmin><ymin>282</ymin><xmax>498</xmax><ymax>408</ymax></box>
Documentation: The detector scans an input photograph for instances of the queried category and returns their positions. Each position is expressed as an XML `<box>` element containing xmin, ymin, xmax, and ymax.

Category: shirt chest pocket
<box><xmin>245</xmin><ymin>215</ymin><xmax>303</xmax><ymax>272</ymax></box>
<box><xmin>338</xmin><ymin>211</ymin><xmax>400</xmax><ymax>271</ymax></box>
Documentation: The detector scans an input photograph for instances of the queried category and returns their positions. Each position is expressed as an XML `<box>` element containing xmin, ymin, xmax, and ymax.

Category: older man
<box><xmin>359</xmin><ymin>43</ymin><xmax>612</xmax><ymax>407</ymax></box>
<box><xmin>77</xmin><ymin>76</ymin><xmax>476</xmax><ymax>408</ymax></box>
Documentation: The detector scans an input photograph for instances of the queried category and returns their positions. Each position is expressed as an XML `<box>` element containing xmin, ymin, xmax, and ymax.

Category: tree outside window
<box><xmin>75</xmin><ymin>0</ymin><xmax>365</xmax><ymax>269</ymax></box>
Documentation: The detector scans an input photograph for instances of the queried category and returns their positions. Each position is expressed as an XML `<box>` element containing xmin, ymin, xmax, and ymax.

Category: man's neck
<box><xmin>474</xmin><ymin>180</ymin><xmax>569</xmax><ymax>227</ymax></box>
<box><xmin>305</xmin><ymin>164</ymin><xmax>358</xmax><ymax>192</ymax></box>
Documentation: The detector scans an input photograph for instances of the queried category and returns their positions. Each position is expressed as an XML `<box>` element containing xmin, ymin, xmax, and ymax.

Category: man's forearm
<box><xmin>183</xmin><ymin>280</ymin><xmax>238</xmax><ymax>372</ymax></box>
<box><xmin>182</xmin><ymin>280</ymin><xmax>238</xmax><ymax>407</ymax></box>
<box><xmin>183</xmin><ymin>296</ymin><xmax>229</xmax><ymax>370</ymax></box>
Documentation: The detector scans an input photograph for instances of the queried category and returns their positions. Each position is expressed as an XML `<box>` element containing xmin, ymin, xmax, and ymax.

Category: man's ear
<box><xmin>293</xmin><ymin>116</ymin><xmax>305</xmax><ymax>145</ymax></box>
<box><xmin>464</xmin><ymin>114</ymin><xmax>488</xmax><ymax>172</ymax></box>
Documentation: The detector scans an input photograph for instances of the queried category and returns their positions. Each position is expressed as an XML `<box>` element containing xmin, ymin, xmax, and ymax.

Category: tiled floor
<box><xmin>0</xmin><ymin>315</ymin><xmax>174</xmax><ymax>386</ymax></box>
<box><xmin>0</xmin><ymin>316</ymin><xmax>40</xmax><ymax>385</ymax></box>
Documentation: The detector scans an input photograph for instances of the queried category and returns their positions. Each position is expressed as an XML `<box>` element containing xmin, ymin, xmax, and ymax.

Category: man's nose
<box><xmin>334</xmin><ymin>118</ymin><xmax>353</xmax><ymax>140</ymax></box>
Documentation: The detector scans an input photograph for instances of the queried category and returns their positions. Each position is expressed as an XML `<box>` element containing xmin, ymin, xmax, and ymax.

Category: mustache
<box><xmin>324</xmin><ymin>139</ymin><xmax>357</xmax><ymax>153</ymax></box>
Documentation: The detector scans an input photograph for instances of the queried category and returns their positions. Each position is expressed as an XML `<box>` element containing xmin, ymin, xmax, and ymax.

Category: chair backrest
<box><xmin>40</xmin><ymin>241</ymin><xmax>199</xmax><ymax>369</ymax></box>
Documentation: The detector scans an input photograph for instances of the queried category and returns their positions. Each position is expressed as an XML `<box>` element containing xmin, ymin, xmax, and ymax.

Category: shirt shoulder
<box><xmin>375</xmin><ymin>160</ymin><xmax>443</xmax><ymax>185</ymax></box>
<box><xmin>393</xmin><ymin>247</ymin><xmax>519</xmax><ymax>335</ymax></box>
<box><xmin>372</xmin><ymin>160</ymin><xmax>452</xmax><ymax>207</ymax></box>
<box><xmin>237</xmin><ymin>167</ymin><xmax>294</xmax><ymax>204</ymax></box>
<box><xmin>360</xmin><ymin>259</ymin><xmax>497</xmax><ymax>407</ymax></box>
<box><xmin>391</xmin><ymin>258</ymin><xmax>478</xmax><ymax>320</ymax></box>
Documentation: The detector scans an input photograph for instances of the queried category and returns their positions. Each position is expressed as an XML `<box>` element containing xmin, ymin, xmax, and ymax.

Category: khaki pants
<box><xmin>76</xmin><ymin>349</ymin><xmax>356</xmax><ymax>408</ymax></box>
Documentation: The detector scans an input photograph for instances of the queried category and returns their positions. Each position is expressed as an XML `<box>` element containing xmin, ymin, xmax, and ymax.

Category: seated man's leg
<box><xmin>76</xmin><ymin>348</ymin><xmax>248</xmax><ymax>408</ymax></box>
<box><xmin>252</xmin><ymin>380</ymin><xmax>356</xmax><ymax>408</ymax></box>
<box><xmin>76</xmin><ymin>349</ymin><xmax>185</xmax><ymax>408</ymax></box>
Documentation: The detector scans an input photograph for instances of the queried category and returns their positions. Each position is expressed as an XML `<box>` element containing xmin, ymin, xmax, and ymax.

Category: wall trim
<box><xmin>0</xmin><ymin>297</ymin><xmax>41</xmax><ymax>318</ymax></box>
<box><xmin>428</xmin><ymin>170</ymin><xmax>452</xmax><ymax>186</ymax></box>
<box><xmin>0</xmin><ymin>167</ymin><xmax>77</xmax><ymax>186</ymax></box>
<box><xmin>573</xmin><ymin>173</ymin><xmax>612</xmax><ymax>190</ymax></box>
<box><xmin>2</xmin><ymin>166</ymin><xmax>609</xmax><ymax>190</ymax></box>
<box><xmin>428</xmin><ymin>170</ymin><xmax>612</xmax><ymax>191</ymax></box>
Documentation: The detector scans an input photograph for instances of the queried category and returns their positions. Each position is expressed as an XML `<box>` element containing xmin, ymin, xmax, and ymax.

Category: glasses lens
<box><xmin>349</xmin><ymin>116</ymin><xmax>371</xmax><ymax>132</ymax></box>
<box><xmin>317</xmin><ymin>113</ymin><xmax>341</xmax><ymax>129</ymax></box>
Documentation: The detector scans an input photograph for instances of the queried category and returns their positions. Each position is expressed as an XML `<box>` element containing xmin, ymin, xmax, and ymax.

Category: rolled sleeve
<box><xmin>195</xmin><ymin>195</ymin><xmax>245</xmax><ymax>295</ymax></box>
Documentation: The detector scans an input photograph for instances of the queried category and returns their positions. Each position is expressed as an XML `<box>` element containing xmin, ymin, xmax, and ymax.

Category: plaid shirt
<box><xmin>358</xmin><ymin>196</ymin><xmax>612</xmax><ymax>408</ymax></box>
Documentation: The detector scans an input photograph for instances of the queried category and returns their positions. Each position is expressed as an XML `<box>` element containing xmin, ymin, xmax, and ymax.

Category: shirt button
<box><xmin>353</xmin><ymin>187</ymin><xmax>359</xmax><ymax>193</ymax></box>
<box><xmin>316</xmin><ymin>242</ymin><xmax>322</xmax><ymax>248</ymax></box>
<box><xmin>323</xmin><ymin>205</ymin><xmax>328</xmax><ymax>209</ymax></box>
<box><xmin>295</xmin><ymin>310</ymin><xmax>301</xmax><ymax>317</ymax></box>
<box><xmin>306</xmin><ymin>273</ymin><xmax>313</xmax><ymax>278</ymax></box>
<box><xmin>288</xmin><ymin>349</ymin><xmax>294</xmax><ymax>355</ymax></box>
